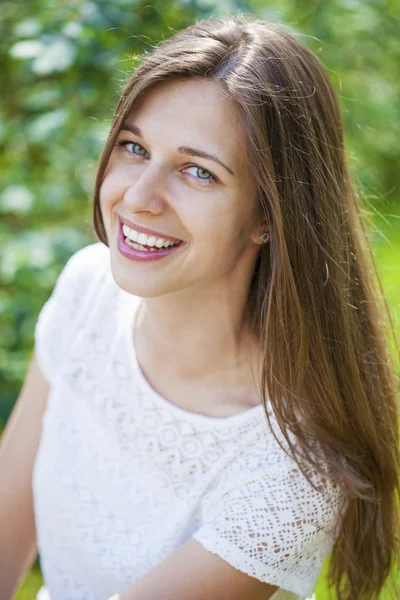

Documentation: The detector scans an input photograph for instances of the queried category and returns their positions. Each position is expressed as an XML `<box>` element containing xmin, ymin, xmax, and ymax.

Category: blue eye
<box><xmin>184</xmin><ymin>166</ymin><xmax>215</xmax><ymax>184</ymax></box>
<box><xmin>117</xmin><ymin>140</ymin><xmax>149</xmax><ymax>157</ymax></box>
<box><xmin>116</xmin><ymin>140</ymin><xmax>217</xmax><ymax>185</ymax></box>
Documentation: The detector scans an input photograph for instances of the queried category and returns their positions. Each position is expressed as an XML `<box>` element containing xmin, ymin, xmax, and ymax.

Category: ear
<box><xmin>250</xmin><ymin>220</ymin><xmax>269</xmax><ymax>246</ymax></box>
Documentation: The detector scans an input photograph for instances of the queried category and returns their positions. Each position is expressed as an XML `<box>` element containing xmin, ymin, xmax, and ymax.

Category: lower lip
<box><xmin>117</xmin><ymin>221</ymin><xmax>185</xmax><ymax>262</ymax></box>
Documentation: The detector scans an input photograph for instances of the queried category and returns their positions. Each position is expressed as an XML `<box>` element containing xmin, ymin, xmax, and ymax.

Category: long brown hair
<box><xmin>92</xmin><ymin>14</ymin><xmax>400</xmax><ymax>600</ymax></box>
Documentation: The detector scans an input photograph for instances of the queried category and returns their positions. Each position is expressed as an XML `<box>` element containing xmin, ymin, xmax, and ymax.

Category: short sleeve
<box><xmin>34</xmin><ymin>242</ymin><xmax>109</xmax><ymax>384</ymax></box>
<box><xmin>192</xmin><ymin>458</ymin><xmax>347</xmax><ymax>598</ymax></box>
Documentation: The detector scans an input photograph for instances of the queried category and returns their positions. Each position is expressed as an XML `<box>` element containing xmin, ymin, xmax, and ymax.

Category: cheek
<box><xmin>99</xmin><ymin>171</ymin><xmax>125</xmax><ymax>213</ymax></box>
<box><xmin>206</xmin><ymin>197</ymin><xmax>253</xmax><ymax>243</ymax></box>
<box><xmin>99</xmin><ymin>179</ymin><xmax>111</xmax><ymax>212</ymax></box>
<box><xmin>192</xmin><ymin>210</ymin><xmax>241</xmax><ymax>254</ymax></box>
<box><xmin>193</xmin><ymin>191</ymin><xmax>256</xmax><ymax>251</ymax></box>
<box><xmin>98</xmin><ymin>174</ymin><xmax>122</xmax><ymax>235</ymax></box>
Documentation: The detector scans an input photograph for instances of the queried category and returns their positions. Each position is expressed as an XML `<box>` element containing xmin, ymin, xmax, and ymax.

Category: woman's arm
<box><xmin>0</xmin><ymin>352</ymin><xmax>49</xmax><ymax>599</ymax></box>
<box><xmin>106</xmin><ymin>538</ymin><xmax>280</xmax><ymax>600</ymax></box>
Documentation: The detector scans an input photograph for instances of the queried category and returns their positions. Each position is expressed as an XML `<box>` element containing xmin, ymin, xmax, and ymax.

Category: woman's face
<box><xmin>100</xmin><ymin>77</ymin><xmax>263</xmax><ymax>298</ymax></box>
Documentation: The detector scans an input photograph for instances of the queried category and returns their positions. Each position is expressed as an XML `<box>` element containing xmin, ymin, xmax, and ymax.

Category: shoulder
<box><xmin>55</xmin><ymin>242</ymin><xmax>110</xmax><ymax>287</ymax></box>
<box><xmin>45</xmin><ymin>242</ymin><xmax>111</xmax><ymax>309</ymax></box>
<box><xmin>193</xmin><ymin>418</ymin><xmax>347</xmax><ymax>597</ymax></box>
<box><xmin>34</xmin><ymin>242</ymin><xmax>111</xmax><ymax>383</ymax></box>
<box><xmin>201</xmin><ymin>430</ymin><xmax>345</xmax><ymax>531</ymax></box>
<box><xmin>69</xmin><ymin>241</ymin><xmax>109</xmax><ymax>266</ymax></box>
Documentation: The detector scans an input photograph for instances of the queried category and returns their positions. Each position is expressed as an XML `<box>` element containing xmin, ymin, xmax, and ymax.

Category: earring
<box><xmin>259</xmin><ymin>231</ymin><xmax>270</xmax><ymax>243</ymax></box>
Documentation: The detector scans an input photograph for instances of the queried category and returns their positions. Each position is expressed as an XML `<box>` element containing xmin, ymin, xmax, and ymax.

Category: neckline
<box><xmin>123</xmin><ymin>294</ymin><xmax>266</xmax><ymax>427</ymax></box>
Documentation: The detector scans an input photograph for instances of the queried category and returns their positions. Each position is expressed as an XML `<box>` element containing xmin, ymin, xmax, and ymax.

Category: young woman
<box><xmin>1</xmin><ymin>14</ymin><xmax>399</xmax><ymax>600</ymax></box>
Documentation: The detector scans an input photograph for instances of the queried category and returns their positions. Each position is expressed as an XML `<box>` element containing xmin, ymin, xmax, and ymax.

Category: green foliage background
<box><xmin>1</xmin><ymin>0</ymin><xmax>399</xmax><ymax>598</ymax></box>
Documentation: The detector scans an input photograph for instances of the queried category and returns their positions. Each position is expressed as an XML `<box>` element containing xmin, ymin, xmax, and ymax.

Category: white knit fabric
<box><xmin>32</xmin><ymin>242</ymin><xmax>346</xmax><ymax>600</ymax></box>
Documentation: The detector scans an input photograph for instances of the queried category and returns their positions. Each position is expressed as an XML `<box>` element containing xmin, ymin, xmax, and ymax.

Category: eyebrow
<box><xmin>120</xmin><ymin>123</ymin><xmax>235</xmax><ymax>177</ymax></box>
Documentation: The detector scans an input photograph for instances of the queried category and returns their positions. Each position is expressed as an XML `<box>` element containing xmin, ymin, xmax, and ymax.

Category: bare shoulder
<box><xmin>111</xmin><ymin>538</ymin><xmax>279</xmax><ymax>600</ymax></box>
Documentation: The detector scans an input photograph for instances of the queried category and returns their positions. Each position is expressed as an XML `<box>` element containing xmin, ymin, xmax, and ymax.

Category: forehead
<box><xmin>125</xmin><ymin>78</ymin><xmax>248</xmax><ymax>164</ymax></box>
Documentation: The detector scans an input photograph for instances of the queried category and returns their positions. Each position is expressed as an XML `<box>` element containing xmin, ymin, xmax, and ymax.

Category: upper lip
<box><xmin>119</xmin><ymin>215</ymin><xmax>182</xmax><ymax>242</ymax></box>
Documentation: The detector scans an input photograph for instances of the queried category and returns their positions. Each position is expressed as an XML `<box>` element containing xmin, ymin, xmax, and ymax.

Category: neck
<box><xmin>134</xmin><ymin>282</ymin><xmax>262</xmax><ymax>389</ymax></box>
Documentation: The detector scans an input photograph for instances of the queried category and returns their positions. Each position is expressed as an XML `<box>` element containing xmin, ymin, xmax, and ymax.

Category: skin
<box><xmin>100</xmin><ymin>77</ymin><xmax>267</xmax><ymax>415</ymax></box>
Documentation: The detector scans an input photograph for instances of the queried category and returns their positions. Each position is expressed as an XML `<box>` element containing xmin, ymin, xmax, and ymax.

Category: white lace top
<box><xmin>32</xmin><ymin>242</ymin><xmax>346</xmax><ymax>600</ymax></box>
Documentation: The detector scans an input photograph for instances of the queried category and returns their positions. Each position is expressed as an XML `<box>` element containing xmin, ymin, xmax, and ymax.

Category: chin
<box><xmin>109</xmin><ymin>255</ymin><xmax>175</xmax><ymax>299</ymax></box>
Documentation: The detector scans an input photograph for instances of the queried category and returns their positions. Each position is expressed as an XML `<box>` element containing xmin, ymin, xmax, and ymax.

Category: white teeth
<box><xmin>137</xmin><ymin>233</ymin><xmax>148</xmax><ymax>245</ymax></box>
<box><xmin>123</xmin><ymin>224</ymin><xmax>138</xmax><ymax>242</ymax></box>
<box><xmin>125</xmin><ymin>239</ymin><xmax>156</xmax><ymax>252</ymax></box>
<box><xmin>124</xmin><ymin>236</ymin><xmax>181</xmax><ymax>253</ymax></box>
<box><xmin>122</xmin><ymin>222</ymin><xmax>180</xmax><ymax>248</ymax></box>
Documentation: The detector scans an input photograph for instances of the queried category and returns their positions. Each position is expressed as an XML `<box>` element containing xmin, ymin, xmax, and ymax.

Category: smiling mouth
<box><xmin>124</xmin><ymin>237</ymin><xmax>182</xmax><ymax>252</ymax></box>
<box><xmin>121</xmin><ymin>221</ymin><xmax>183</xmax><ymax>252</ymax></box>
<box><xmin>118</xmin><ymin>218</ymin><xmax>184</xmax><ymax>261</ymax></box>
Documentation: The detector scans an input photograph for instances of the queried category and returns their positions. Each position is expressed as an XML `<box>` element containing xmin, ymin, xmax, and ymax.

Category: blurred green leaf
<box><xmin>0</xmin><ymin>185</ymin><xmax>34</xmax><ymax>214</ymax></box>
<box><xmin>9</xmin><ymin>39</ymin><xmax>45</xmax><ymax>59</ymax></box>
<box><xmin>31</xmin><ymin>37</ymin><xmax>77</xmax><ymax>75</ymax></box>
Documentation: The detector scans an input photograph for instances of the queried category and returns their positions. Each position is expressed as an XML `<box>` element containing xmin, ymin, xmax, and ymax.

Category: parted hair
<box><xmin>92</xmin><ymin>14</ymin><xmax>400</xmax><ymax>600</ymax></box>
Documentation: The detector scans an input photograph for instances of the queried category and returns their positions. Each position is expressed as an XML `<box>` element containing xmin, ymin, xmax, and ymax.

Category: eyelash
<box><xmin>116</xmin><ymin>140</ymin><xmax>217</xmax><ymax>185</ymax></box>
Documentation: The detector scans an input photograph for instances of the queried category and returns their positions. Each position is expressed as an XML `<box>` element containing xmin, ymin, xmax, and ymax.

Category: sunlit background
<box><xmin>1</xmin><ymin>0</ymin><xmax>399</xmax><ymax>597</ymax></box>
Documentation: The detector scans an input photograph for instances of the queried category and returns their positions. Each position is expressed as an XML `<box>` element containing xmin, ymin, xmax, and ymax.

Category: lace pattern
<box><xmin>32</xmin><ymin>243</ymin><xmax>346</xmax><ymax>600</ymax></box>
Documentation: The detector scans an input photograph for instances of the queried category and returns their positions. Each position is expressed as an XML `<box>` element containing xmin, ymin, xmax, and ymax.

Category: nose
<box><xmin>123</xmin><ymin>163</ymin><xmax>167</xmax><ymax>215</ymax></box>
